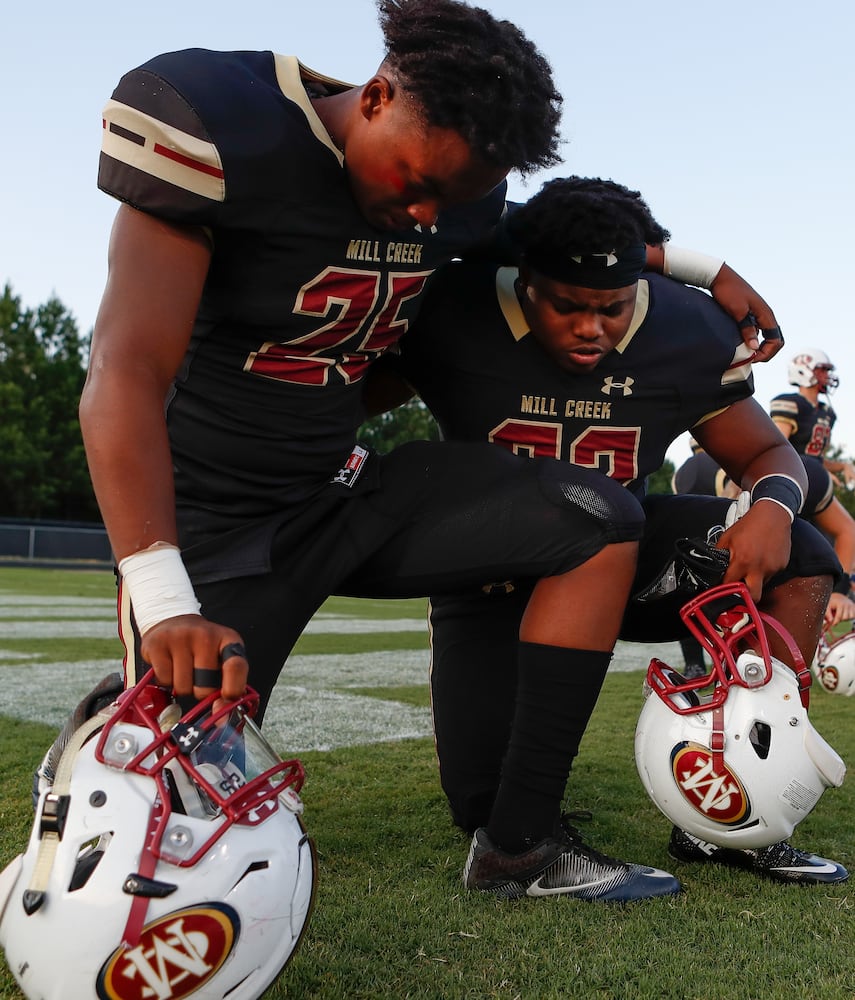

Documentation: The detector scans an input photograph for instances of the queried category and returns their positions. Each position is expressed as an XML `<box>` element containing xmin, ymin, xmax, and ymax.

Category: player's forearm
<box><xmin>79</xmin><ymin>373</ymin><xmax>179</xmax><ymax>561</ymax></box>
<box><xmin>823</xmin><ymin>458</ymin><xmax>851</xmax><ymax>474</ymax></box>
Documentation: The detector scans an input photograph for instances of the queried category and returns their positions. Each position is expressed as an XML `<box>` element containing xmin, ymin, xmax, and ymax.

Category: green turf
<box><xmin>1</xmin><ymin>568</ymin><xmax>854</xmax><ymax>999</ymax></box>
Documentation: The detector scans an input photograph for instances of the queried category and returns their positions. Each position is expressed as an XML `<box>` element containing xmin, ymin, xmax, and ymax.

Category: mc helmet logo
<box><xmin>819</xmin><ymin>665</ymin><xmax>840</xmax><ymax>693</ymax></box>
<box><xmin>97</xmin><ymin>904</ymin><xmax>239</xmax><ymax>999</ymax></box>
<box><xmin>670</xmin><ymin>742</ymin><xmax>750</xmax><ymax>825</ymax></box>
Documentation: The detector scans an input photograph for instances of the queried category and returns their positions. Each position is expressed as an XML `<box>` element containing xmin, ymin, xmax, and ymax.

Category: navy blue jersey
<box><xmin>394</xmin><ymin>262</ymin><xmax>754</xmax><ymax>497</ymax></box>
<box><xmin>671</xmin><ymin>450</ymin><xmax>732</xmax><ymax>497</ymax></box>
<box><xmin>769</xmin><ymin>392</ymin><xmax>837</xmax><ymax>457</ymax></box>
<box><xmin>99</xmin><ymin>49</ymin><xmax>506</xmax><ymax>531</ymax></box>
<box><xmin>673</xmin><ymin>450</ymin><xmax>833</xmax><ymax>518</ymax></box>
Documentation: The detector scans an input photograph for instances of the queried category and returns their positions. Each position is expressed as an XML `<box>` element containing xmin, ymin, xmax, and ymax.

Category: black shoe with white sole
<box><xmin>464</xmin><ymin>816</ymin><xmax>681</xmax><ymax>901</ymax></box>
<box><xmin>669</xmin><ymin>826</ymin><xmax>849</xmax><ymax>885</ymax></box>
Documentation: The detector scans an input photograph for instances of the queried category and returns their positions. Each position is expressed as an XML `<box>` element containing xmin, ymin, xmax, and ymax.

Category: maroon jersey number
<box><xmin>245</xmin><ymin>268</ymin><xmax>432</xmax><ymax>386</ymax></box>
<box><xmin>489</xmin><ymin>418</ymin><xmax>641</xmax><ymax>484</ymax></box>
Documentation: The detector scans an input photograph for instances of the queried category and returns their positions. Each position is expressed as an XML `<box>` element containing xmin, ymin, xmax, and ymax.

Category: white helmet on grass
<box><xmin>0</xmin><ymin>672</ymin><xmax>315</xmax><ymax>1000</ymax></box>
<box><xmin>814</xmin><ymin>630</ymin><xmax>855</xmax><ymax>696</ymax></box>
<box><xmin>635</xmin><ymin>583</ymin><xmax>845</xmax><ymax>849</ymax></box>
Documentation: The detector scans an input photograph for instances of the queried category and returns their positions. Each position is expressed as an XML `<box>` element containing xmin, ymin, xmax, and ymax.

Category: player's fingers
<box><xmin>138</xmin><ymin>636</ymin><xmax>175</xmax><ymax>691</ymax></box>
<box><xmin>218</xmin><ymin>641</ymin><xmax>249</xmax><ymax>702</ymax></box>
<box><xmin>753</xmin><ymin>324</ymin><xmax>785</xmax><ymax>363</ymax></box>
<box><xmin>722</xmin><ymin>558</ymin><xmax>763</xmax><ymax>602</ymax></box>
<box><xmin>736</xmin><ymin>311</ymin><xmax>760</xmax><ymax>353</ymax></box>
<box><xmin>169</xmin><ymin>644</ymin><xmax>208</xmax><ymax>698</ymax></box>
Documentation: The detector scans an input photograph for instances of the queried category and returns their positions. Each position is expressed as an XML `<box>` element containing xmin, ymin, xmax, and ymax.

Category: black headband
<box><xmin>524</xmin><ymin>243</ymin><xmax>646</xmax><ymax>289</ymax></box>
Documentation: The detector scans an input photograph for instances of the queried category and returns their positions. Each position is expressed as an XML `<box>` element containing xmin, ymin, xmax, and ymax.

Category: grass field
<box><xmin>1</xmin><ymin>566</ymin><xmax>854</xmax><ymax>999</ymax></box>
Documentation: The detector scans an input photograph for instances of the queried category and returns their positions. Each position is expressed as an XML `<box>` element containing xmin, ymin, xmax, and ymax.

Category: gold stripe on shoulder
<box><xmin>102</xmin><ymin>99</ymin><xmax>225</xmax><ymax>201</ymax></box>
<box><xmin>613</xmin><ymin>278</ymin><xmax>649</xmax><ymax>353</ymax></box>
<box><xmin>273</xmin><ymin>55</ymin><xmax>350</xmax><ymax>165</ymax></box>
<box><xmin>496</xmin><ymin>267</ymin><xmax>529</xmax><ymax>341</ymax></box>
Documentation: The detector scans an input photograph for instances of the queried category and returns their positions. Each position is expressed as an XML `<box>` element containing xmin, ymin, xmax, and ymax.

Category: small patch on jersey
<box><xmin>330</xmin><ymin>445</ymin><xmax>369</xmax><ymax>488</ymax></box>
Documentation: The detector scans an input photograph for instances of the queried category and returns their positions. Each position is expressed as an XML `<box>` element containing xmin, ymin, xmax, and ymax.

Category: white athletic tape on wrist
<box><xmin>118</xmin><ymin>543</ymin><xmax>201</xmax><ymax>635</ymax></box>
<box><xmin>662</xmin><ymin>245</ymin><xmax>724</xmax><ymax>289</ymax></box>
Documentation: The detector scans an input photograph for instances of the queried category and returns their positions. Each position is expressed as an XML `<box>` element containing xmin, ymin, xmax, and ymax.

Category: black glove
<box><xmin>634</xmin><ymin>536</ymin><xmax>730</xmax><ymax>604</ymax></box>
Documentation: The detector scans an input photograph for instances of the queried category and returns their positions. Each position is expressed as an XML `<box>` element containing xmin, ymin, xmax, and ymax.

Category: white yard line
<box><xmin>0</xmin><ymin>595</ymin><xmax>682</xmax><ymax>751</ymax></box>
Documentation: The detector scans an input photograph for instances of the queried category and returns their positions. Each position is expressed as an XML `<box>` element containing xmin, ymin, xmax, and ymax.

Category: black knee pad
<box><xmin>534</xmin><ymin>459</ymin><xmax>645</xmax><ymax>544</ymax></box>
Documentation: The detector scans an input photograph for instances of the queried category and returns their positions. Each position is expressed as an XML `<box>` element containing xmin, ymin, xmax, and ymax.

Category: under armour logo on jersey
<box><xmin>601</xmin><ymin>376</ymin><xmax>634</xmax><ymax>396</ymax></box>
<box><xmin>571</xmin><ymin>251</ymin><xmax>618</xmax><ymax>267</ymax></box>
<box><xmin>414</xmin><ymin>223</ymin><xmax>438</xmax><ymax>235</ymax></box>
<box><xmin>330</xmin><ymin>445</ymin><xmax>369</xmax><ymax>488</ymax></box>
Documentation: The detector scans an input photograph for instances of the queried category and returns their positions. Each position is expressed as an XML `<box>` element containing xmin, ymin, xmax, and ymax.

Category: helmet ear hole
<box><xmin>674</xmin><ymin>688</ymin><xmax>701</xmax><ymax>710</ymax></box>
<box><xmin>748</xmin><ymin>721</ymin><xmax>771</xmax><ymax>760</ymax></box>
<box><xmin>69</xmin><ymin>834</ymin><xmax>113</xmax><ymax>891</ymax></box>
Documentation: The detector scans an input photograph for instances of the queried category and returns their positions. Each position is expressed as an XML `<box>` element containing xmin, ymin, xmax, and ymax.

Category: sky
<box><xmin>2</xmin><ymin>0</ymin><xmax>853</xmax><ymax>466</ymax></box>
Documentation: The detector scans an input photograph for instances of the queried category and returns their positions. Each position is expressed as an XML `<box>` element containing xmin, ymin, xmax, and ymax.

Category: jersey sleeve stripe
<box><xmin>101</xmin><ymin>99</ymin><xmax>225</xmax><ymax>202</ymax></box>
<box><xmin>770</xmin><ymin>399</ymin><xmax>800</xmax><ymax>416</ymax></box>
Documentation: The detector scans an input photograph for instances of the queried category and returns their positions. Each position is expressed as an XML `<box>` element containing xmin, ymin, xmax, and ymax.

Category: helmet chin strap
<box><xmin>23</xmin><ymin>714</ymin><xmax>110</xmax><ymax>915</ymax></box>
<box><xmin>121</xmin><ymin>783</ymin><xmax>170</xmax><ymax>948</ymax></box>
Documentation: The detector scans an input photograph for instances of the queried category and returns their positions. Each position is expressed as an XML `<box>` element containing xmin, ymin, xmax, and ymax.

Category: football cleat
<box><xmin>464</xmin><ymin>817</ymin><xmax>681</xmax><ymax>901</ymax></box>
<box><xmin>682</xmin><ymin>661</ymin><xmax>708</xmax><ymax>681</ymax></box>
<box><xmin>669</xmin><ymin>826</ymin><xmax>849</xmax><ymax>885</ymax></box>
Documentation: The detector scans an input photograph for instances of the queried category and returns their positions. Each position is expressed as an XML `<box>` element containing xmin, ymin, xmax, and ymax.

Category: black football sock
<box><xmin>486</xmin><ymin>642</ymin><xmax>612</xmax><ymax>854</ymax></box>
<box><xmin>679</xmin><ymin>636</ymin><xmax>706</xmax><ymax>673</ymax></box>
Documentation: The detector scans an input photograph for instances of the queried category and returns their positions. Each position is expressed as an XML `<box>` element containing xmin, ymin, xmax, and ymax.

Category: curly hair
<box><xmin>376</xmin><ymin>0</ymin><xmax>562</xmax><ymax>175</ymax></box>
<box><xmin>507</xmin><ymin>176</ymin><xmax>672</xmax><ymax>256</ymax></box>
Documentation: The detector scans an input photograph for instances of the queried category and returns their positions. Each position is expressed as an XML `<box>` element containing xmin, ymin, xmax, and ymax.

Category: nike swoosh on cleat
<box><xmin>526</xmin><ymin>877</ymin><xmax>612</xmax><ymax>897</ymax></box>
<box><xmin>525</xmin><ymin>868</ymin><xmax>673</xmax><ymax>897</ymax></box>
<box><xmin>771</xmin><ymin>863</ymin><xmax>839</xmax><ymax>875</ymax></box>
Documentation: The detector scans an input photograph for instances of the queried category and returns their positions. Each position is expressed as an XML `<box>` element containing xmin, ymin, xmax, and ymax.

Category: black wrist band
<box><xmin>750</xmin><ymin>474</ymin><xmax>804</xmax><ymax>520</ymax></box>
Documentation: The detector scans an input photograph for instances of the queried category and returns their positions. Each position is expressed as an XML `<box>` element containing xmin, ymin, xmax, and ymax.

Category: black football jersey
<box><xmin>99</xmin><ymin>49</ymin><xmax>506</xmax><ymax>527</ymax></box>
<box><xmin>394</xmin><ymin>262</ymin><xmax>754</xmax><ymax>498</ymax></box>
<box><xmin>769</xmin><ymin>392</ymin><xmax>837</xmax><ymax>457</ymax></box>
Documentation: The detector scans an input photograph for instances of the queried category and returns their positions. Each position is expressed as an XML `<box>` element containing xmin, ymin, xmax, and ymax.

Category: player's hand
<box><xmin>140</xmin><ymin>614</ymin><xmax>249</xmax><ymax>703</ymax></box>
<box><xmin>717</xmin><ymin>501</ymin><xmax>793</xmax><ymax>600</ymax></box>
<box><xmin>839</xmin><ymin>462</ymin><xmax>855</xmax><ymax>491</ymax></box>
<box><xmin>825</xmin><ymin>591</ymin><xmax>855</xmax><ymax>628</ymax></box>
<box><xmin>709</xmin><ymin>264</ymin><xmax>784</xmax><ymax>363</ymax></box>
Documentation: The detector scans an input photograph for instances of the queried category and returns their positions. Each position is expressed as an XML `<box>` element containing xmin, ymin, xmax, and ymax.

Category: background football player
<box><xmin>368</xmin><ymin>175</ymin><xmax>847</xmax><ymax>887</ymax></box>
<box><xmin>770</xmin><ymin>349</ymin><xmax>855</xmax><ymax>488</ymax></box>
<box><xmin>674</xmin><ymin>448</ymin><xmax>855</xmax><ymax>632</ymax></box>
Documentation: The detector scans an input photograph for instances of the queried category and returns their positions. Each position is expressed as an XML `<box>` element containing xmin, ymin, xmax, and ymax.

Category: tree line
<box><xmin>1</xmin><ymin>284</ymin><xmax>98</xmax><ymax>521</ymax></box>
<box><xmin>3</xmin><ymin>282</ymin><xmax>854</xmax><ymax>523</ymax></box>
